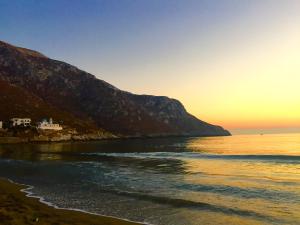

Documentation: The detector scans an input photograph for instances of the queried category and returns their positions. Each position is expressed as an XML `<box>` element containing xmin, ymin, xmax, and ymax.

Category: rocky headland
<box><xmin>0</xmin><ymin>40</ymin><xmax>230</xmax><ymax>141</ymax></box>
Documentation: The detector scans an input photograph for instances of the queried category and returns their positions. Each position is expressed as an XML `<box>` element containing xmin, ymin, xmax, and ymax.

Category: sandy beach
<box><xmin>0</xmin><ymin>178</ymin><xmax>141</xmax><ymax>225</ymax></box>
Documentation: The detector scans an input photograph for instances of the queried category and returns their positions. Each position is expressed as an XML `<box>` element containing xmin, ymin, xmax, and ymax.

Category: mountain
<box><xmin>0</xmin><ymin>40</ymin><xmax>230</xmax><ymax>137</ymax></box>
<box><xmin>0</xmin><ymin>80</ymin><xmax>98</xmax><ymax>132</ymax></box>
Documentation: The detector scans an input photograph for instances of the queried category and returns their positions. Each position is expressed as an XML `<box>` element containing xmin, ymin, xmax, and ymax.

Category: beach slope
<box><xmin>0</xmin><ymin>179</ymin><xmax>141</xmax><ymax>225</ymax></box>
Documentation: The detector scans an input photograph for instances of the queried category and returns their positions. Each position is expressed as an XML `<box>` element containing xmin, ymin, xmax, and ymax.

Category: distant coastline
<box><xmin>0</xmin><ymin>130</ymin><xmax>230</xmax><ymax>144</ymax></box>
<box><xmin>230</xmin><ymin>127</ymin><xmax>300</xmax><ymax>135</ymax></box>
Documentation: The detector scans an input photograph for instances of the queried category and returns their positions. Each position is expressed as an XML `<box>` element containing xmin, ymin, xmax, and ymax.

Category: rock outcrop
<box><xmin>0</xmin><ymin>40</ymin><xmax>230</xmax><ymax>137</ymax></box>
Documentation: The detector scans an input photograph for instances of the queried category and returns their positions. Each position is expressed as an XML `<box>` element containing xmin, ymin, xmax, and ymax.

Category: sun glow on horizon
<box><xmin>1</xmin><ymin>0</ymin><xmax>300</xmax><ymax>130</ymax></box>
<box><xmin>166</xmin><ymin>6</ymin><xmax>300</xmax><ymax>129</ymax></box>
<box><xmin>188</xmin><ymin>29</ymin><xmax>300</xmax><ymax>129</ymax></box>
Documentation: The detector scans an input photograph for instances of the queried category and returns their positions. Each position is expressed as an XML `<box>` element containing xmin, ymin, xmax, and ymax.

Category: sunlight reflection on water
<box><xmin>0</xmin><ymin>133</ymin><xmax>299</xmax><ymax>225</ymax></box>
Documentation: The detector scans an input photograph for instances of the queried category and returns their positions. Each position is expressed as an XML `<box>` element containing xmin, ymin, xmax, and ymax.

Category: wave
<box><xmin>82</xmin><ymin>152</ymin><xmax>300</xmax><ymax>163</ymax></box>
<box><xmin>4</xmin><ymin>178</ymin><xmax>150</xmax><ymax>225</ymax></box>
<box><xmin>5</xmin><ymin>176</ymin><xmax>281</xmax><ymax>223</ymax></box>
<box><xmin>174</xmin><ymin>183</ymin><xmax>300</xmax><ymax>203</ymax></box>
<box><xmin>94</xmin><ymin>188</ymin><xmax>280</xmax><ymax>223</ymax></box>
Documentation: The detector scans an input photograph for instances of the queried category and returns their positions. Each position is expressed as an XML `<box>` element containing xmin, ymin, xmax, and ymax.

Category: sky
<box><xmin>0</xmin><ymin>0</ymin><xmax>300</xmax><ymax>131</ymax></box>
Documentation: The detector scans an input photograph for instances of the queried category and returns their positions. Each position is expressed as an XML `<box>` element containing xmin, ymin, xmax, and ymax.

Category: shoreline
<box><xmin>0</xmin><ymin>133</ymin><xmax>231</xmax><ymax>145</ymax></box>
<box><xmin>0</xmin><ymin>177</ymin><xmax>144</xmax><ymax>225</ymax></box>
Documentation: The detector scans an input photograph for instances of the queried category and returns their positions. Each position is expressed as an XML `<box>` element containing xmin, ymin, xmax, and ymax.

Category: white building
<box><xmin>10</xmin><ymin>118</ymin><xmax>31</xmax><ymax>127</ymax></box>
<box><xmin>37</xmin><ymin>118</ymin><xmax>62</xmax><ymax>131</ymax></box>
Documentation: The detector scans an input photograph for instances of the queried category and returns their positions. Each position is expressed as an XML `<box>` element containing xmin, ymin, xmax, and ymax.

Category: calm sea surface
<box><xmin>0</xmin><ymin>133</ymin><xmax>299</xmax><ymax>225</ymax></box>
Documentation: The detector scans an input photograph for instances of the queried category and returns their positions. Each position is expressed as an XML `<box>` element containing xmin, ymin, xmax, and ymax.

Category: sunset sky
<box><xmin>1</xmin><ymin>0</ymin><xmax>299</xmax><ymax>130</ymax></box>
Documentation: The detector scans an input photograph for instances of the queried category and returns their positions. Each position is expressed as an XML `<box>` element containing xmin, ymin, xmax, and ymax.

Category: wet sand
<box><xmin>0</xmin><ymin>178</ymin><xmax>141</xmax><ymax>225</ymax></box>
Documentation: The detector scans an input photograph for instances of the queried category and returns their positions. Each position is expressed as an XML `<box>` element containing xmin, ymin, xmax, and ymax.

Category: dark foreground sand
<box><xmin>0</xmin><ymin>179</ymin><xmax>141</xmax><ymax>225</ymax></box>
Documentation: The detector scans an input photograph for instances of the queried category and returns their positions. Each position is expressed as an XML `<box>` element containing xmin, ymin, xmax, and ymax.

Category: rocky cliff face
<box><xmin>0</xmin><ymin>40</ymin><xmax>230</xmax><ymax>136</ymax></box>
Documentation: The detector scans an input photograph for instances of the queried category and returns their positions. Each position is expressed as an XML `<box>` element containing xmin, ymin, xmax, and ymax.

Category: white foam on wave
<box><xmin>83</xmin><ymin>151</ymin><xmax>193</xmax><ymax>160</ymax></box>
<box><xmin>5</xmin><ymin>178</ymin><xmax>152</xmax><ymax>225</ymax></box>
<box><xmin>82</xmin><ymin>152</ymin><xmax>300</xmax><ymax>162</ymax></box>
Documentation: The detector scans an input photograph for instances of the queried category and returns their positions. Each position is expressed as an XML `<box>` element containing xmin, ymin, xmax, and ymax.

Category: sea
<box><xmin>0</xmin><ymin>133</ymin><xmax>299</xmax><ymax>225</ymax></box>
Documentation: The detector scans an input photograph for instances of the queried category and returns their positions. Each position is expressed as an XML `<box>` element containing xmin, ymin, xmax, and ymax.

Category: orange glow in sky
<box><xmin>3</xmin><ymin>0</ymin><xmax>299</xmax><ymax>130</ymax></box>
<box><xmin>98</xmin><ymin>1</ymin><xmax>300</xmax><ymax>130</ymax></box>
